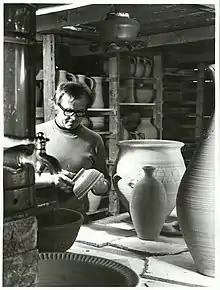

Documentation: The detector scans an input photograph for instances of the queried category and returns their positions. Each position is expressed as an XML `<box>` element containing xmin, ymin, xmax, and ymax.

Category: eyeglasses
<box><xmin>57</xmin><ymin>103</ymin><xmax>86</xmax><ymax>117</ymax></box>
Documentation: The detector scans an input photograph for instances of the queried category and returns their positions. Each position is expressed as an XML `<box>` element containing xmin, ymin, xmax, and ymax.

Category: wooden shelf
<box><xmin>105</xmin><ymin>77</ymin><xmax>156</xmax><ymax>84</ymax></box>
<box><xmin>186</xmin><ymin>115</ymin><xmax>211</xmax><ymax>118</ymax></box>
<box><xmin>183</xmin><ymin>101</ymin><xmax>196</xmax><ymax>105</ymax></box>
<box><xmin>181</xmin><ymin>124</ymin><xmax>195</xmax><ymax>129</ymax></box>
<box><xmin>120</xmin><ymin>102</ymin><xmax>156</xmax><ymax>106</ymax></box>
<box><xmin>86</xmin><ymin>207</ymin><xmax>108</xmax><ymax>216</ymax></box>
<box><xmin>36</xmin><ymin>107</ymin><xmax>115</xmax><ymax>117</ymax></box>
<box><xmin>88</xmin><ymin>108</ymin><xmax>114</xmax><ymax>116</ymax></box>
<box><xmin>164</xmin><ymin>73</ymin><xmax>197</xmax><ymax>80</ymax></box>
<box><xmin>95</xmin><ymin>131</ymin><xmax>111</xmax><ymax>135</ymax></box>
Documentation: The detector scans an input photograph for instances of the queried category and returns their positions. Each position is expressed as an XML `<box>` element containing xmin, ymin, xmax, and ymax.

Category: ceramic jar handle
<box><xmin>86</xmin><ymin>76</ymin><xmax>95</xmax><ymax>91</ymax></box>
<box><xmin>113</xmin><ymin>174</ymin><xmax>133</xmax><ymax>211</ymax></box>
<box><xmin>145</xmin><ymin>57</ymin><xmax>152</xmax><ymax>66</ymax></box>
<box><xmin>131</xmin><ymin>56</ymin><xmax>137</xmax><ymax>76</ymax></box>
<box><xmin>66</xmin><ymin>73</ymin><xmax>77</xmax><ymax>82</ymax></box>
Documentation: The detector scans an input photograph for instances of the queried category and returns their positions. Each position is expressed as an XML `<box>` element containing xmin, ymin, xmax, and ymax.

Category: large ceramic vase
<box><xmin>176</xmin><ymin>65</ymin><xmax>215</xmax><ymax>277</ymax></box>
<box><xmin>136</xmin><ymin>117</ymin><xmax>158</xmax><ymax>139</ymax></box>
<box><xmin>90</xmin><ymin>76</ymin><xmax>105</xmax><ymax>130</ymax></box>
<box><xmin>113</xmin><ymin>140</ymin><xmax>185</xmax><ymax>218</ymax></box>
<box><xmin>130</xmin><ymin>166</ymin><xmax>167</xmax><ymax>240</ymax></box>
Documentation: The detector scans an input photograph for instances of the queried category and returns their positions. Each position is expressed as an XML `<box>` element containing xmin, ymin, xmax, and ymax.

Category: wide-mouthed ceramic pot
<box><xmin>113</xmin><ymin>139</ymin><xmax>185</xmax><ymax>218</ymax></box>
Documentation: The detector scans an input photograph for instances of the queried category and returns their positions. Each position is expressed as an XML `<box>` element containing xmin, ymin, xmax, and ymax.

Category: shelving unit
<box><xmin>163</xmin><ymin>63</ymin><xmax>214</xmax><ymax>165</ymax></box>
<box><xmin>35</xmin><ymin>34</ymin><xmax>164</xmax><ymax>215</ymax></box>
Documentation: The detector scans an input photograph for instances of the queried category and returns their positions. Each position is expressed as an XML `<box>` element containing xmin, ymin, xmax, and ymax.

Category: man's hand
<box><xmin>92</xmin><ymin>173</ymin><xmax>109</xmax><ymax>195</ymax></box>
<box><xmin>54</xmin><ymin>170</ymin><xmax>75</xmax><ymax>194</ymax></box>
<box><xmin>61</xmin><ymin>169</ymin><xmax>76</xmax><ymax>179</ymax></box>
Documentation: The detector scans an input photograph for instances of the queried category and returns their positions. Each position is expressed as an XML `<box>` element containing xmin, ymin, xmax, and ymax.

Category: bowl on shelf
<box><xmin>37</xmin><ymin>208</ymin><xmax>84</xmax><ymax>252</ymax></box>
<box><xmin>38</xmin><ymin>252</ymin><xmax>140</xmax><ymax>287</ymax></box>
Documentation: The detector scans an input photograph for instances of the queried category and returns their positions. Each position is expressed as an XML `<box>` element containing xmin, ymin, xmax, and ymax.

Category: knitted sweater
<box><xmin>36</xmin><ymin>120</ymin><xmax>109</xmax><ymax>212</ymax></box>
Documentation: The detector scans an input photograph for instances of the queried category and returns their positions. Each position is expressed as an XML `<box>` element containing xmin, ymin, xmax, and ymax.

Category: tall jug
<box><xmin>73</xmin><ymin>74</ymin><xmax>95</xmax><ymax>92</ymax></box>
<box><xmin>143</xmin><ymin>58</ymin><xmax>152</xmax><ymax>78</ymax></box>
<box><xmin>57</xmin><ymin>70</ymin><xmax>76</xmax><ymax>86</ymax></box>
<box><xmin>134</xmin><ymin>56</ymin><xmax>146</xmax><ymax>78</ymax></box>
<box><xmin>90</xmin><ymin>76</ymin><xmax>104</xmax><ymax>130</ymax></box>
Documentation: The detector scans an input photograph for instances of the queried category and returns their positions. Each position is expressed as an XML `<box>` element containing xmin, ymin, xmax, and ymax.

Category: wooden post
<box><xmin>42</xmin><ymin>34</ymin><xmax>56</xmax><ymax>121</ymax></box>
<box><xmin>153</xmin><ymin>54</ymin><xmax>163</xmax><ymax>139</ymax></box>
<box><xmin>108</xmin><ymin>54</ymin><xmax>120</xmax><ymax>215</ymax></box>
<box><xmin>195</xmin><ymin>63</ymin><xmax>205</xmax><ymax>140</ymax></box>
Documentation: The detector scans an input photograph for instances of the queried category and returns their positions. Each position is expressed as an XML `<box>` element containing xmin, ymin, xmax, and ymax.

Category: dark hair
<box><xmin>52</xmin><ymin>82</ymin><xmax>94</xmax><ymax>107</ymax></box>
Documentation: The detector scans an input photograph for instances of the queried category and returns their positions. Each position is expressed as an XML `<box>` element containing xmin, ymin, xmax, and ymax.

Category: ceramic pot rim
<box><xmin>38</xmin><ymin>208</ymin><xmax>84</xmax><ymax>231</ymax></box>
<box><xmin>118</xmin><ymin>139</ymin><xmax>184</xmax><ymax>148</ymax></box>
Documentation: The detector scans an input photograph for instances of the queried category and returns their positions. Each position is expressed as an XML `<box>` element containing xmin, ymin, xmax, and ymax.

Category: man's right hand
<box><xmin>54</xmin><ymin>171</ymin><xmax>75</xmax><ymax>194</ymax></box>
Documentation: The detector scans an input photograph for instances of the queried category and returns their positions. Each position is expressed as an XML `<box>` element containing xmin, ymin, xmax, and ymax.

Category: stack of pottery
<box><xmin>113</xmin><ymin>140</ymin><xmax>186</xmax><ymax>219</ymax></box>
<box><xmin>176</xmin><ymin>64</ymin><xmax>215</xmax><ymax>277</ymax></box>
<box><xmin>133</xmin><ymin>56</ymin><xmax>152</xmax><ymax>79</ymax></box>
<box><xmin>134</xmin><ymin>57</ymin><xmax>154</xmax><ymax>103</ymax></box>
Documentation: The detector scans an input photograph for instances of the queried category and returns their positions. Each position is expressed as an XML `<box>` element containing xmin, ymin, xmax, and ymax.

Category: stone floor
<box><xmin>68</xmin><ymin>213</ymin><xmax>216</xmax><ymax>287</ymax></box>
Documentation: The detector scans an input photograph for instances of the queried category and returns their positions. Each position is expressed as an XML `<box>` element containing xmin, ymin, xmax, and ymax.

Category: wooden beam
<box><xmin>153</xmin><ymin>55</ymin><xmax>163</xmax><ymax>139</ymax></box>
<box><xmin>166</xmin><ymin>51</ymin><xmax>215</xmax><ymax>65</ymax></box>
<box><xmin>195</xmin><ymin>63</ymin><xmax>205</xmax><ymax>140</ymax></box>
<box><xmin>67</xmin><ymin>25</ymin><xmax>215</xmax><ymax>57</ymax></box>
<box><xmin>36</xmin><ymin>4</ymin><xmax>112</xmax><ymax>33</ymax></box>
<box><xmin>36</xmin><ymin>3</ymin><xmax>92</xmax><ymax>15</ymax></box>
<box><xmin>108</xmin><ymin>55</ymin><xmax>120</xmax><ymax>215</ymax></box>
<box><xmin>198</xmin><ymin>4</ymin><xmax>215</xmax><ymax>12</ymax></box>
<box><xmin>43</xmin><ymin>34</ymin><xmax>56</xmax><ymax>121</ymax></box>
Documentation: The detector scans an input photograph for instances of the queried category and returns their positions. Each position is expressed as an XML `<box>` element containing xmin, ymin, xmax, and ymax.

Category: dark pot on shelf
<box><xmin>99</xmin><ymin>12</ymin><xmax>140</xmax><ymax>42</ymax></box>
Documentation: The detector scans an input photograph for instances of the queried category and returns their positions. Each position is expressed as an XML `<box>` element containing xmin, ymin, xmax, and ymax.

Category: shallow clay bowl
<box><xmin>38</xmin><ymin>252</ymin><xmax>139</xmax><ymax>287</ymax></box>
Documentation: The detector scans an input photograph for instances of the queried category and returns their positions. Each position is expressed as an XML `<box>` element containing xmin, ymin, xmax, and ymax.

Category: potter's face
<box><xmin>56</xmin><ymin>93</ymin><xmax>88</xmax><ymax>130</ymax></box>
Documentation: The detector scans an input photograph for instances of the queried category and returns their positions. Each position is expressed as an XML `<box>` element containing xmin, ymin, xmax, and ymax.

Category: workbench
<box><xmin>68</xmin><ymin>213</ymin><xmax>216</xmax><ymax>287</ymax></box>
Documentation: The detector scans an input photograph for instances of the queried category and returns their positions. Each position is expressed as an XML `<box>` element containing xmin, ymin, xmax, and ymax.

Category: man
<box><xmin>35</xmin><ymin>81</ymin><xmax>110</xmax><ymax>213</ymax></box>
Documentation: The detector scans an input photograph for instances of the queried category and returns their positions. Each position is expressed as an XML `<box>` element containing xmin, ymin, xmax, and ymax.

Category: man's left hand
<box><xmin>92</xmin><ymin>174</ymin><xmax>109</xmax><ymax>195</ymax></box>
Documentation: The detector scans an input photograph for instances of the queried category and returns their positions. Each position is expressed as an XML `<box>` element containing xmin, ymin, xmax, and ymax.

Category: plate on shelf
<box><xmin>72</xmin><ymin>168</ymin><xmax>103</xmax><ymax>199</ymax></box>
